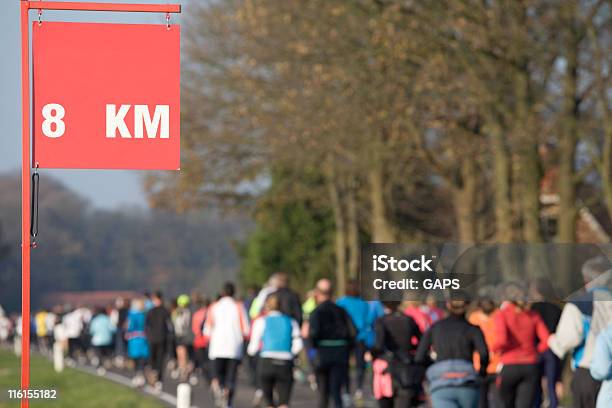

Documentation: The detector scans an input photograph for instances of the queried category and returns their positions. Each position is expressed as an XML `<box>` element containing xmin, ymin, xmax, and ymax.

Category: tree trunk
<box><xmin>490</xmin><ymin>125</ymin><xmax>514</xmax><ymax>243</ymax></box>
<box><xmin>602</xmin><ymin>123</ymin><xmax>612</xmax><ymax>220</ymax></box>
<box><xmin>346</xmin><ymin>181</ymin><xmax>360</xmax><ymax>279</ymax></box>
<box><xmin>515</xmin><ymin>68</ymin><xmax>542</xmax><ymax>243</ymax></box>
<box><xmin>327</xmin><ymin>166</ymin><xmax>347</xmax><ymax>295</ymax></box>
<box><xmin>557</xmin><ymin>27</ymin><xmax>579</xmax><ymax>243</ymax></box>
<box><xmin>591</xmin><ymin>16</ymin><xmax>612</xmax><ymax>224</ymax></box>
<box><xmin>454</xmin><ymin>158</ymin><xmax>477</xmax><ymax>243</ymax></box>
<box><xmin>519</xmin><ymin>149</ymin><xmax>543</xmax><ymax>244</ymax></box>
<box><xmin>368</xmin><ymin>163</ymin><xmax>395</xmax><ymax>243</ymax></box>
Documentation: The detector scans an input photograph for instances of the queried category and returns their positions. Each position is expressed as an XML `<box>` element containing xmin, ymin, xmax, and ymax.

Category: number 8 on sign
<box><xmin>41</xmin><ymin>103</ymin><xmax>65</xmax><ymax>138</ymax></box>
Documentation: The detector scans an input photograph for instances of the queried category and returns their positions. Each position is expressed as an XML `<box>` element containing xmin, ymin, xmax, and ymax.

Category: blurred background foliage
<box><xmin>0</xmin><ymin>174</ymin><xmax>247</xmax><ymax>311</ymax></box>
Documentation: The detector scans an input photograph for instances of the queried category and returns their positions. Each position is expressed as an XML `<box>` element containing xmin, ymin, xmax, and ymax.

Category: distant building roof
<box><xmin>42</xmin><ymin>290</ymin><xmax>141</xmax><ymax>309</ymax></box>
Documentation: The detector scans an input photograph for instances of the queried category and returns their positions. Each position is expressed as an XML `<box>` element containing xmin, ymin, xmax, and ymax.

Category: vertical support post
<box><xmin>53</xmin><ymin>343</ymin><xmax>64</xmax><ymax>373</ymax></box>
<box><xmin>176</xmin><ymin>383</ymin><xmax>191</xmax><ymax>408</ymax></box>
<box><xmin>20</xmin><ymin>1</ymin><xmax>31</xmax><ymax>408</ymax></box>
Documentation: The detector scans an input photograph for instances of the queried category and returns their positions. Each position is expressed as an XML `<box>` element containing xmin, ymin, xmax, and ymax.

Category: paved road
<box><xmin>72</xmin><ymin>357</ymin><xmax>377</xmax><ymax>408</ymax></box>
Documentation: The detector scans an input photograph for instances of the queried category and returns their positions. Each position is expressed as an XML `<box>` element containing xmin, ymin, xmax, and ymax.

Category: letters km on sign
<box><xmin>32</xmin><ymin>22</ymin><xmax>181</xmax><ymax>170</ymax></box>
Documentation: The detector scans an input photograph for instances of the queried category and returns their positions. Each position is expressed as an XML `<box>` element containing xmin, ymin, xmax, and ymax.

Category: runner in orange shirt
<box><xmin>468</xmin><ymin>297</ymin><xmax>501</xmax><ymax>408</ymax></box>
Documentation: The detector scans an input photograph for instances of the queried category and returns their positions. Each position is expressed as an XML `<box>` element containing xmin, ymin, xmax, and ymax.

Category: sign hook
<box><xmin>37</xmin><ymin>0</ymin><xmax>43</xmax><ymax>26</ymax></box>
<box><xmin>166</xmin><ymin>12</ymin><xmax>170</xmax><ymax>30</ymax></box>
<box><xmin>30</xmin><ymin>163</ymin><xmax>40</xmax><ymax>248</ymax></box>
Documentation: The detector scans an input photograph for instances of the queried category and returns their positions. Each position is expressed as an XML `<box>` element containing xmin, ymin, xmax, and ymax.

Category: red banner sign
<box><xmin>33</xmin><ymin>22</ymin><xmax>180</xmax><ymax>170</ymax></box>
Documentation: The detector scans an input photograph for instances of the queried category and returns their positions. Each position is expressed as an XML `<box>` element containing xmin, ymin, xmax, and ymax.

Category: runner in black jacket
<box><xmin>309</xmin><ymin>279</ymin><xmax>356</xmax><ymax>408</ymax></box>
<box><xmin>145</xmin><ymin>291</ymin><xmax>173</xmax><ymax>389</ymax></box>
<box><xmin>371</xmin><ymin>301</ymin><xmax>423</xmax><ymax>408</ymax></box>
<box><xmin>415</xmin><ymin>292</ymin><xmax>488</xmax><ymax>408</ymax></box>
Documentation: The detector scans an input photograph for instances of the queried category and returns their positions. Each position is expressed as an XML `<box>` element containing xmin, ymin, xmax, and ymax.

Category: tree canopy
<box><xmin>145</xmin><ymin>0</ymin><xmax>612</xmax><ymax>291</ymax></box>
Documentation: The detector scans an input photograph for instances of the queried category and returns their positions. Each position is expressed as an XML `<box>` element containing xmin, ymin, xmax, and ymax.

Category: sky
<box><xmin>0</xmin><ymin>1</ymin><xmax>185</xmax><ymax>209</ymax></box>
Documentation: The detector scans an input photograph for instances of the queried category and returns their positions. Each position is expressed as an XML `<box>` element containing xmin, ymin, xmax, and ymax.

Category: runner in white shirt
<box><xmin>0</xmin><ymin>307</ymin><xmax>11</xmax><ymax>344</ymax></box>
<box><xmin>62</xmin><ymin>307</ymin><xmax>90</xmax><ymax>359</ymax></box>
<box><xmin>204</xmin><ymin>282</ymin><xmax>249</xmax><ymax>408</ymax></box>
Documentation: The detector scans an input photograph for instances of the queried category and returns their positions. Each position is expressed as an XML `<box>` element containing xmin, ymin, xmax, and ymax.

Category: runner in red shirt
<box><xmin>191</xmin><ymin>297</ymin><xmax>211</xmax><ymax>384</ymax></box>
<box><xmin>492</xmin><ymin>284</ymin><xmax>549</xmax><ymax>408</ymax></box>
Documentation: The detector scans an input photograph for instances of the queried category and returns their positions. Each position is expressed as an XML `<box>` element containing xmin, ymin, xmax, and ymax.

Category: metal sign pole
<box><xmin>19</xmin><ymin>2</ymin><xmax>31</xmax><ymax>407</ymax></box>
<box><xmin>18</xmin><ymin>2</ymin><xmax>181</xmax><ymax>407</ymax></box>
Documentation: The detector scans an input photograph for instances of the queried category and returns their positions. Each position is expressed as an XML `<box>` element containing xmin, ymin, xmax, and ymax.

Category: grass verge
<box><xmin>0</xmin><ymin>348</ymin><xmax>164</xmax><ymax>407</ymax></box>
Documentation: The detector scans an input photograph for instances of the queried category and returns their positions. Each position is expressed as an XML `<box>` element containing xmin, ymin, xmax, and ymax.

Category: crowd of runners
<box><xmin>0</xmin><ymin>256</ymin><xmax>611</xmax><ymax>408</ymax></box>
